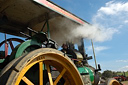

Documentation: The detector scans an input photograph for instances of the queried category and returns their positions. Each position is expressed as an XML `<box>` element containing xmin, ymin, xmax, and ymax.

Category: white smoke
<box><xmin>71</xmin><ymin>23</ymin><xmax>118</xmax><ymax>42</ymax></box>
<box><xmin>50</xmin><ymin>1</ymin><xmax>128</xmax><ymax>44</ymax></box>
<box><xmin>50</xmin><ymin>17</ymin><xmax>118</xmax><ymax>45</ymax></box>
<box><xmin>73</xmin><ymin>1</ymin><xmax>128</xmax><ymax>42</ymax></box>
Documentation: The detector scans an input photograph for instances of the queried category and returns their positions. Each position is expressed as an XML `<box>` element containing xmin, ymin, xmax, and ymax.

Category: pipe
<box><xmin>91</xmin><ymin>39</ymin><xmax>97</xmax><ymax>69</ymax></box>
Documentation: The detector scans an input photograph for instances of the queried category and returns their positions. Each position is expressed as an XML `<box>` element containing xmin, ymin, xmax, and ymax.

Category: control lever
<box><xmin>95</xmin><ymin>64</ymin><xmax>101</xmax><ymax>72</ymax></box>
<box><xmin>27</xmin><ymin>27</ymin><xmax>38</xmax><ymax>34</ymax></box>
<box><xmin>85</xmin><ymin>56</ymin><xmax>92</xmax><ymax>60</ymax></box>
<box><xmin>20</xmin><ymin>32</ymin><xmax>31</xmax><ymax>38</ymax></box>
<box><xmin>84</xmin><ymin>54</ymin><xmax>92</xmax><ymax>60</ymax></box>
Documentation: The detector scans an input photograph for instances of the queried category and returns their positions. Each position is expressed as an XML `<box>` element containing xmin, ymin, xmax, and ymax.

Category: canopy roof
<box><xmin>0</xmin><ymin>0</ymin><xmax>90</xmax><ymax>43</ymax></box>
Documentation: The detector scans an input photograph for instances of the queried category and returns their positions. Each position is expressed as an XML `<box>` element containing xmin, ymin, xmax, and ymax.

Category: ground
<box><xmin>121</xmin><ymin>81</ymin><xmax>128</xmax><ymax>85</ymax></box>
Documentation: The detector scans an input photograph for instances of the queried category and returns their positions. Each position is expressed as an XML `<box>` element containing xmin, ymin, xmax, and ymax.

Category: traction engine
<box><xmin>0</xmin><ymin>0</ymin><xmax>120</xmax><ymax>85</ymax></box>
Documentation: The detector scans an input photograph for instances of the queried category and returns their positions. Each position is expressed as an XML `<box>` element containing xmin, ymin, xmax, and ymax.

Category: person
<box><xmin>61</xmin><ymin>43</ymin><xmax>77</xmax><ymax>59</ymax></box>
<box><xmin>61</xmin><ymin>44</ymin><xmax>68</xmax><ymax>54</ymax></box>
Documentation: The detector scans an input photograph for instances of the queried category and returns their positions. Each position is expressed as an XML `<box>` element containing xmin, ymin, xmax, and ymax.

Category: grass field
<box><xmin>117</xmin><ymin>72</ymin><xmax>128</xmax><ymax>76</ymax></box>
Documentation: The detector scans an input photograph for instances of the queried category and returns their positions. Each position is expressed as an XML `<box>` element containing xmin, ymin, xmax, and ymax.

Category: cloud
<box><xmin>124</xmin><ymin>20</ymin><xmax>128</xmax><ymax>24</ymax></box>
<box><xmin>92</xmin><ymin>1</ymin><xmax>128</xmax><ymax>41</ymax></box>
<box><xmin>116</xmin><ymin>60</ymin><xmax>128</xmax><ymax>63</ymax></box>
<box><xmin>93</xmin><ymin>1</ymin><xmax>128</xmax><ymax>25</ymax></box>
<box><xmin>87</xmin><ymin>45</ymin><xmax>109</xmax><ymax>53</ymax></box>
<box><xmin>98</xmin><ymin>1</ymin><xmax>128</xmax><ymax>15</ymax></box>
<box><xmin>118</xmin><ymin>66</ymin><xmax>128</xmax><ymax>72</ymax></box>
<box><xmin>52</xmin><ymin>0</ymin><xmax>128</xmax><ymax>45</ymax></box>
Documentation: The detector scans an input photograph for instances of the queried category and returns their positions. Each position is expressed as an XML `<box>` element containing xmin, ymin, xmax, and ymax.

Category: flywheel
<box><xmin>0</xmin><ymin>48</ymin><xmax>83</xmax><ymax>85</ymax></box>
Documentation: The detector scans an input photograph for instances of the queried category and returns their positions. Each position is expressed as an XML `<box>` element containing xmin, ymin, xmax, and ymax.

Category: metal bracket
<box><xmin>41</xmin><ymin>13</ymin><xmax>50</xmax><ymax>39</ymax></box>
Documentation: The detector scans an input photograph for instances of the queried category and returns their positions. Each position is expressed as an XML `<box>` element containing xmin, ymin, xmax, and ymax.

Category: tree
<box><xmin>102</xmin><ymin>70</ymin><xmax>113</xmax><ymax>78</ymax></box>
<box><xmin>98</xmin><ymin>72</ymin><xmax>102</xmax><ymax>77</ymax></box>
<box><xmin>113</xmin><ymin>72</ymin><xmax>117</xmax><ymax>77</ymax></box>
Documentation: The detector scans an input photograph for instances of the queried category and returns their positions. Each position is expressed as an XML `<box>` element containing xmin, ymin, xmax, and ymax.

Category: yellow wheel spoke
<box><xmin>14</xmin><ymin>48</ymin><xmax>83</xmax><ymax>85</ymax></box>
<box><xmin>22</xmin><ymin>76</ymin><xmax>34</xmax><ymax>85</ymax></box>
<box><xmin>39</xmin><ymin>62</ymin><xmax>43</xmax><ymax>85</ymax></box>
<box><xmin>54</xmin><ymin>68</ymin><xmax>66</xmax><ymax>85</ymax></box>
<box><xmin>46</xmin><ymin>64</ymin><xmax>53</xmax><ymax>85</ymax></box>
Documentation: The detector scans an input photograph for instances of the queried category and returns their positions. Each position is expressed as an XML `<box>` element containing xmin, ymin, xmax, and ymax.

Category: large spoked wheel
<box><xmin>0</xmin><ymin>38</ymin><xmax>24</xmax><ymax>59</ymax></box>
<box><xmin>0</xmin><ymin>48</ymin><xmax>83</xmax><ymax>85</ymax></box>
<box><xmin>0</xmin><ymin>38</ymin><xmax>24</xmax><ymax>66</ymax></box>
<box><xmin>106</xmin><ymin>78</ymin><xmax>120</xmax><ymax>85</ymax></box>
<box><xmin>0</xmin><ymin>38</ymin><xmax>24</xmax><ymax>51</ymax></box>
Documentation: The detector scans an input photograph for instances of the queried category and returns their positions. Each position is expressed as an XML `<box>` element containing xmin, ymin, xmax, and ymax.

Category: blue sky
<box><xmin>0</xmin><ymin>0</ymin><xmax>128</xmax><ymax>72</ymax></box>
<box><xmin>51</xmin><ymin>0</ymin><xmax>128</xmax><ymax>72</ymax></box>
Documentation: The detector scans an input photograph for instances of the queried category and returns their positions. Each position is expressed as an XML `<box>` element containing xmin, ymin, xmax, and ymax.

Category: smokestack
<box><xmin>78</xmin><ymin>38</ymin><xmax>85</xmax><ymax>56</ymax></box>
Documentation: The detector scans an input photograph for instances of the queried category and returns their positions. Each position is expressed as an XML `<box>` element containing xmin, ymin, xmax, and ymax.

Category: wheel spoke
<box><xmin>9</xmin><ymin>40</ymin><xmax>14</xmax><ymax>50</ymax></box>
<box><xmin>46</xmin><ymin>64</ymin><xmax>53</xmax><ymax>85</ymax></box>
<box><xmin>39</xmin><ymin>62</ymin><xmax>43</xmax><ymax>85</ymax></box>
<box><xmin>54</xmin><ymin>68</ymin><xmax>66</xmax><ymax>85</ymax></box>
<box><xmin>4</xmin><ymin>42</ymin><xmax>8</xmax><ymax>57</ymax></box>
<box><xmin>12</xmin><ymin>48</ymin><xmax>83</xmax><ymax>85</ymax></box>
<box><xmin>22</xmin><ymin>76</ymin><xmax>34</xmax><ymax>85</ymax></box>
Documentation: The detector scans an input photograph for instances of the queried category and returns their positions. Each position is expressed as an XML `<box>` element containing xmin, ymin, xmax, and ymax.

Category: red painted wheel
<box><xmin>0</xmin><ymin>38</ymin><xmax>24</xmax><ymax>59</ymax></box>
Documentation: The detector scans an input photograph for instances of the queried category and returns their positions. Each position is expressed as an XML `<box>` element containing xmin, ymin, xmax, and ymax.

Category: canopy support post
<box><xmin>41</xmin><ymin>14</ymin><xmax>50</xmax><ymax>39</ymax></box>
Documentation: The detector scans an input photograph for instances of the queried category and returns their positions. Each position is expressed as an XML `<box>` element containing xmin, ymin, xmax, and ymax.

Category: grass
<box><xmin>117</xmin><ymin>72</ymin><xmax>128</xmax><ymax>76</ymax></box>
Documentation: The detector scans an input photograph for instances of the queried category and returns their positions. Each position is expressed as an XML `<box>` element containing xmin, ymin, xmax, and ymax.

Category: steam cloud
<box><xmin>51</xmin><ymin>1</ymin><xmax>126</xmax><ymax>45</ymax></box>
<box><xmin>50</xmin><ymin>18</ymin><xmax>117</xmax><ymax>45</ymax></box>
<box><xmin>71</xmin><ymin>23</ymin><xmax>117</xmax><ymax>42</ymax></box>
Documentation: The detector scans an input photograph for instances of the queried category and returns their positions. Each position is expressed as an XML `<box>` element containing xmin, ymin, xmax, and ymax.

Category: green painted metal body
<box><xmin>9</xmin><ymin>32</ymin><xmax>46</xmax><ymax>61</ymax></box>
<box><xmin>0</xmin><ymin>59</ymin><xmax>4</xmax><ymax>63</ymax></box>
<box><xmin>0</xmin><ymin>32</ymin><xmax>96</xmax><ymax>84</ymax></box>
<box><xmin>0</xmin><ymin>32</ymin><xmax>46</xmax><ymax>71</ymax></box>
<box><xmin>9</xmin><ymin>40</ymin><xmax>42</xmax><ymax>61</ymax></box>
<box><xmin>77</xmin><ymin>66</ymin><xmax>94</xmax><ymax>83</ymax></box>
<box><xmin>0</xmin><ymin>51</ymin><xmax>5</xmax><ymax>63</ymax></box>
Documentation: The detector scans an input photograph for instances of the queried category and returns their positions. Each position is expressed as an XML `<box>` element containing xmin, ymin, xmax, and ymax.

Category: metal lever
<box><xmin>20</xmin><ymin>32</ymin><xmax>31</xmax><ymax>38</ymax></box>
<box><xmin>85</xmin><ymin>56</ymin><xmax>93</xmax><ymax>60</ymax></box>
<box><xmin>27</xmin><ymin>27</ymin><xmax>38</xmax><ymax>34</ymax></box>
<box><xmin>95</xmin><ymin>64</ymin><xmax>101</xmax><ymax>72</ymax></box>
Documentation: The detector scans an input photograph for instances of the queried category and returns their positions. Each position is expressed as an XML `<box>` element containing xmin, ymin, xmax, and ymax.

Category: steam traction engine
<box><xmin>0</xmin><ymin>0</ymin><xmax>120</xmax><ymax>85</ymax></box>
